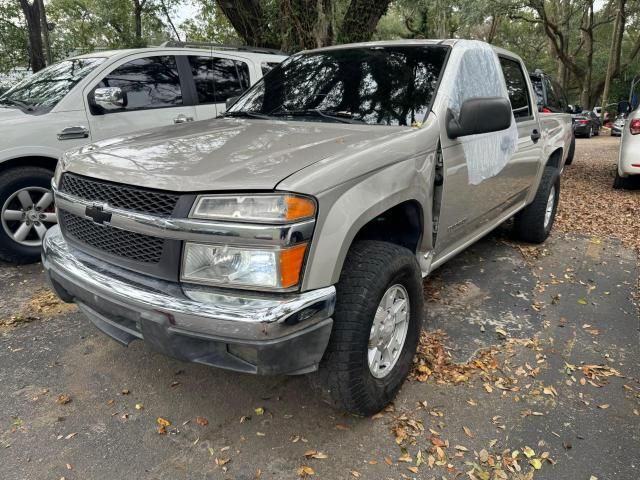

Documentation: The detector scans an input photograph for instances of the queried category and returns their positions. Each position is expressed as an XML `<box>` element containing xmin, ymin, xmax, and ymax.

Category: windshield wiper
<box><xmin>271</xmin><ymin>108</ymin><xmax>363</xmax><ymax>124</ymax></box>
<box><xmin>223</xmin><ymin>111</ymin><xmax>275</xmax><ymax>120</ymax></box>
<box><xmin>0</xmin><ymin>98</ymin><xmax>34</xmax><ymax>111</ymax></box>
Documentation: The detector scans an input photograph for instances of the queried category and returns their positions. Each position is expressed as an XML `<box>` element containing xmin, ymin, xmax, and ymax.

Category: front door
<box><xmin>85</xmin><ymin>55</ymin><xmax>197</xmax><ymax>142</ymax></box>
<box><xmin>434</xmin><ymin>49</ymin><xmax>541</xmax><ymax>259</ymax></box>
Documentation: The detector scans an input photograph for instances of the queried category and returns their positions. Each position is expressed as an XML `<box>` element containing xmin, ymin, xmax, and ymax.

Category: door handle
<box><xmin>531</xmin><ymin>129</ymin><xmax>541</xmax><ymax>143</ymax></box>
<box><xmin>173</xmin><ymin>114</ymin><xmax>194</xmax><ymax>124</ymax></box>
<box><xmin>57</xmin><ymin>126</ymin><xmax>89</xmax><ymax>140</ymax></box>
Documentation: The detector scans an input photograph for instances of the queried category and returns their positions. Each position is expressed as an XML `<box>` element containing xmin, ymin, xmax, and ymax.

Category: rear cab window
<box><xmin>499</xmin><ymin>57</ymin><xmax>533</xmax><ymax>121</ymax></box>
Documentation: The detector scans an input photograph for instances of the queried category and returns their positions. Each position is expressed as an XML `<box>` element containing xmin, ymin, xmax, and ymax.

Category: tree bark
<box><xmin>600</xmin><ymin>0</ymin><xmax>625</xmax><ymax>117</ymax></box>
<box><xmin>18</xmin><ymin>0</ymin><xmax>45</xmax><ymax>72</ymax></box>
<box><xmin>132</xmin><ymin>0</ymin><xmax>147</xmax><ymax>47</ymax></box>
<box><xmin>217</xmin><ymin>0</ymin><xmax>279</xmax><ymax>49</ymax></box>
<box><xmin>337</xmin><ymin>0</ymin><xmax>391</xmax><ymax>44</ymax></box>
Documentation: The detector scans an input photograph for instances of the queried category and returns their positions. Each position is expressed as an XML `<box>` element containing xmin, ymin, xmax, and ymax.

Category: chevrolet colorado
<box><xmin>43</xmin><ymin>40</ymin><xmax>572</xmax><ymax>416</ymax></box>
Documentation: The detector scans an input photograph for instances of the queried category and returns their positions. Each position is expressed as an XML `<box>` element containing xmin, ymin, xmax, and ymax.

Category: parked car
<box><xmin>614</xmin><ymin>107</ymin><xmax>640</xmax><ymax>188</ymax></box>
<box><xmin>0</xmin><ymin>42</ymin><xmax>287</xmax><ymax>263</ymax></box>
<box><xmin>43</xmin><ymin>40</ymin><xmax>573</xmax><ymax>416</ymax></box>
<box><xmin>572</xmin><ymin>110</ymin><xmax>601</xmax><ymax>137</ymax></box>
<box><xmin>529</xmin><ymin>70</ymin><xmax>575</xmax><ymax>165</ymax></box>
<box><xmin>611</xmin><ymin>114</ymin><xmax>626</xmax><ymax>136</ymax></box>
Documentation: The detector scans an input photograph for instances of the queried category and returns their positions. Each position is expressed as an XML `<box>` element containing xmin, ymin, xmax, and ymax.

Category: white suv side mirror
<box><xmin>94</xmin><ymin>87</ymin><xmax>126</xmax><ymax>111</ymax></box>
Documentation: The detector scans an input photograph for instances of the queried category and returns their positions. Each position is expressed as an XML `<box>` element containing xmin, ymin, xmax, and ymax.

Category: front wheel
<box><xmin>514</xmin><ymin>167</ymin><xmax>560</xmax><ymax>244</ymax></box>
<box><xmin>0</xmin><ymin>166</ymin><xmax>57</xmax><ymax>263</ymax></box>
<box><xmin>312</xmin><ymin>240</ymin><xmax>424</xmax><ymax>416</ymax></box>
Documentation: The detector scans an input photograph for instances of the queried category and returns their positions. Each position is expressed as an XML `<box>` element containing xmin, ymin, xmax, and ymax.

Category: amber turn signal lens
<box><xmin>285</xmin><ymin>195</ymin><xmax>316</xmax><ymax>221</ymax></box>
<box><xmin>279</xmin><ymin>243</ymin><xmax>307</xmax><ymax>288</ymax></box>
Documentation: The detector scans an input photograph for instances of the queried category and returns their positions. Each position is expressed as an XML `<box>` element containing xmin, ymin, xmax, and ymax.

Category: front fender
<box><xmin>299</xmin><ymin>156</ymin><xmax>435</xmax><ymax>291</ymax></box>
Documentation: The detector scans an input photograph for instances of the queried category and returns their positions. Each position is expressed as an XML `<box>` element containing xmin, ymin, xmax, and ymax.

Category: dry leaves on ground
<box><xmin>1</xmin><ymin>288</ymin><xmax>76</xmax><ymax>326</ymax></box>
<box><xmin>555</xmin><ymin>137</ymin><xmax>639</xmax><ymax>252</ymax></box>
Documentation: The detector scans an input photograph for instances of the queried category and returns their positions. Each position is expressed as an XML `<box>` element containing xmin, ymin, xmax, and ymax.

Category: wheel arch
<box><xmin>0</xmin><ymin>156</ymin><xmax>58</xmax><ymax>175</ymax></box>
<box><xmin>545</xmin><ymin>147</ymin><xmax>563</xmax><ymax>169</ymax></box>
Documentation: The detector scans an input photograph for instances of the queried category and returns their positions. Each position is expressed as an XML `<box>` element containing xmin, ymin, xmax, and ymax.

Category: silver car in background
<box><xmin>614</xmin><ymin>108</ymin><xmax>640</xmax><ymax>189</ymax></box>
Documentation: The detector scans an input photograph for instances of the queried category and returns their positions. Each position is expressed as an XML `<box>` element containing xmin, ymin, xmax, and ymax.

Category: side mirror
<box><xmin>93</xmin><ymin>87</ymin><xmax>126</xmax><ymax>112</ymax></box>
<box><xmin>225</xmin><ymin>96</ymin><xmax>240</xmax><ymax>110</ymax></box>
<box><xmin>446</xmin><ymin>97</ymin><xmax>512</xmax><ymax>139</ymax></box>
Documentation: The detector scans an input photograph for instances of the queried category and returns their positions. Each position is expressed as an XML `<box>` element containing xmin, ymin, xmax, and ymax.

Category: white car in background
<box><xmin>614</xmin><ymin>107</ymin><xmax>640</xmax><ymax>189</ymax></box>
<box><xmin>0</xmin><ymin>42</ymin><xmax>286</xmax><ymax>263</ymax></box>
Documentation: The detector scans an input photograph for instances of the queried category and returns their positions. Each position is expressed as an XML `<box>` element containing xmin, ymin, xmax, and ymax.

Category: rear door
<box><xmin>186</xmin><ymin>55</ymin><xmax>252</xmax><ymax>120</ymax></box>
<box><xmin>85</xmin><ymin>55</ymin><xmax>197</xmax><ymax>142</ymax></box>
<box><xmin>497</xmin><ymin>56</ymin><xmax>543</xmax><ymax>197</ymax></box>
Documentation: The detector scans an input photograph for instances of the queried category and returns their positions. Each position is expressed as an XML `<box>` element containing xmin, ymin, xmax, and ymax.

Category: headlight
<box><xmin>190</xmin><ymin>194</ymin><xmax>316</xmax><ymax>223</ymax></box>
<box><xmin>181</xmin><ymin>242</ymin><xmax>307</xmax><ymax>289</ymax></box>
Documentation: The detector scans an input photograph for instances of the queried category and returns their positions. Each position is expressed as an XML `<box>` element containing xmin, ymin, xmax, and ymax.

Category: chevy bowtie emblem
<box><xmin>85</xmin><ymin>205</ymin><xmax>112</xmax><ymax>225</ymax></box>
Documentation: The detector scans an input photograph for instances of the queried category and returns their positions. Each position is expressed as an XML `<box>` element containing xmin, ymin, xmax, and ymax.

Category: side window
<box><xmin>499</xmin><ymin>57</ymin><xmax>532</xmax><ymax>120</ymax></box>
<box><xmin>188</xmin><ymin>56</ymin><xmax>216</xmax><ymax>104</ymax></box>
<box><xmin>187</xmin><ymin>56</ymin><xmax>250</xmax><ymax>104</ymax></box>
<box><xmin>544</xmin><ymin>77</ymin><xmax>561</xmax><ymax>111</ymax></box>
<box><xmin>212</xmin><ymin>58</ymin><xmax>249</xmax><ymax>102</ymax></box>
<box><xmin>96</xmin><ymin>56</ymin><xmax>182</xmax><ymax>112</ymax></box>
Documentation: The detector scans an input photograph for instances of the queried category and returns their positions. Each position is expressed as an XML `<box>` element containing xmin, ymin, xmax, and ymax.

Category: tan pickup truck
<box><xmin>43</xmin><ymin>39</ymin><xmax>573</xmax><ymax>416</ymax></box>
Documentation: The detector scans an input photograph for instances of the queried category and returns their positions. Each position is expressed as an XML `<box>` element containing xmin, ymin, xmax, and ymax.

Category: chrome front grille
<box><xmin>60</xmin><ymin>210</ymin><xmax>164</xmax><ymax>264</ymax></box>
<box><xmin>59</xmin><ymin>173</ymin><xmax>179</xmax><ymax>216</ymax></box>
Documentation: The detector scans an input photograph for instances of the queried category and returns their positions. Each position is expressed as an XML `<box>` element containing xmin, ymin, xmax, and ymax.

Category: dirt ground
<box><xmin>0</xmin><ymin>136</ymin><xmax>638</xmax><ymax>480</ymax></box>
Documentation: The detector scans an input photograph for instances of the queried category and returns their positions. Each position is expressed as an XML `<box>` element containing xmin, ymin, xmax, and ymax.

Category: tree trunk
<box><xmin>600</xmin><ymin>0</ymin><xmax>625</xmax><ymax>116</ymax></box>
<box><xmin>217</xmin><ymin>0</ymin><xmax>279</xmax><ymax>49</ymax></box>
<box><xmin>132</xmin><ymin>0</ymin><xmax>146</xmax><ymax>47</ymax></box>
<box><xmin>36</xmin><ymin>0</ymin><xmax>52</xmax><ymax>65</ymax></box>
<box><xmin>579</xmin><ymin>2</ymin><xmax>594</xmax><ymax>108</ymax></box>
<box><xmin>279</xmin><ymin>0</ymin><xmax>333</xmax><ymax>51</ymax></box>
<box><xmin>19</xmin><ymin>0</ymin><xmax>46</xmax><ymax>72</ymax></box>
<box><xmin>338</xmin><ymin>0</ymin><xmax>391</xmax><ymax>44</ymax></box>
<box><xmin>159</xmin><ymin>0</ymin><xmax>181</xmax><ymax>42</ymax></box>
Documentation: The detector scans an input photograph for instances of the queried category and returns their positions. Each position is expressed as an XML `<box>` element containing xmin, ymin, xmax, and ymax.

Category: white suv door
<box><xmin>84</xmin><ymin>54</ymin><xmax>197</xmax><ymax>142</ymax></box>
<box><xmin>184</xmin><ymin>55</ymin><xmax>253</xmax><ymax>120</ymax></box>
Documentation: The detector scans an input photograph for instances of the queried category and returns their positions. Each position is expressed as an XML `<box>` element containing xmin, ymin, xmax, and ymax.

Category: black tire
<box><xmin>0</xmin><ymin>166</ymin><xmax>55</xmax><ymax>264</ymax></box>
<box><xmin>613</xmin><ymin>171</ymin><xmax>629</xmax><ymax>190</ymax></box>
<box><xmin>565</xmin><ymin>136</ymin><xmax>576</xmax><ymax>165</ymax></box>
<box><xmin>311</xmin><ymin>240</ymin><xmax>423</xmax><ymax>416</ymax></box>
<box><xmin>514</xmin><ymin>166</ymin><xmax>560</xmax><ymax>244</ymax></box>
<box><xmin>587</xmin><ymin>126</ymin><xmax>593</xmax><ymax>138</ymax></box>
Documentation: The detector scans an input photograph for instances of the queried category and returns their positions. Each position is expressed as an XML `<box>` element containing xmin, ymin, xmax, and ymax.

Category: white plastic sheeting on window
<box><xmin>439</xmin><ymin>40</ymin><xmax>519</xmax><ymax>185</ymax></box>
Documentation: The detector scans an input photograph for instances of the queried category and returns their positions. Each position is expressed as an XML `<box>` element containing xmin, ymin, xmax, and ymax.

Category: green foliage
<box><xmin>0</xmin><ymin>1</ymin><xmax>29</xmax><ymax>73</ymax></box>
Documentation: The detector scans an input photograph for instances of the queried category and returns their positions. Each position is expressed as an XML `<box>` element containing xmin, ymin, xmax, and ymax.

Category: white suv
<box><xmin>0</xmin><ymin>42</ymin><xmax>286</xmax><ymax>263</ymax></box>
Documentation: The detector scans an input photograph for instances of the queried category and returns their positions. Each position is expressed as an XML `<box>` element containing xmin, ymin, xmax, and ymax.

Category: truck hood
<box><xmin>64</xmin><ymin>118</ymin><xmax>411</xmax><ymax>192</ymax></box>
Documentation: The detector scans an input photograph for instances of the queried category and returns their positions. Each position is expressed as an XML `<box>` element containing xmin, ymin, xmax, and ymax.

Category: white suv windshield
<box><xmin>0</xmin><ymin>57</ymin><xmax>105</xmax><ymax>114</ymax></box>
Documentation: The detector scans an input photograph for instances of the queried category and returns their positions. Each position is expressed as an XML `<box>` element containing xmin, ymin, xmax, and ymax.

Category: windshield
<box><xmin>0</xmin><ymin>57</ymin><xmax>105</xmax><ymax>114</ymax></box>
<box><xmin>228</xmin><ymin>45</ymin><xmax>449</xmax><ymax>126</ymax></box>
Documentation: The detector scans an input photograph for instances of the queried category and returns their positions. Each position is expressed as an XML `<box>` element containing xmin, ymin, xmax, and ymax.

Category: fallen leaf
<box><xmin>463</xmin><ymin>426</ymin><xmax>474</xmax><ymax>438</ymax></box>
<box><xmin>254</xmin><ymin>407</ymin><xmax>264</xmax><ymax>416</ymax></box>
<box><xmin>303</xmin><ymin>450</ymin><xmax>328</xmax><ymax>459</ymax></box>
<box><xmin>215</xmin><ymin>457</ymin><xmax>230</xmax><ymax>466</ymax></box>
<box><xmin>530</xmin><ymin>458</ymin><xmax>542</xmax><ymax>470</ymax></box>
<box><xmin>598</xmin><ymin>404</ymin><xmax>610</xmax><ymax>409</ymax></box>
<box><xmin>196</xmin><ymin>416</ymin><xmax>209</xmax><ymax>426</ymax></box>
<box><xmin>407</xmin><ymin>466</ymin><xmax>418</xmax><ymax>473</ymax></box>
<box><xmin>56</xmin><ymin>394</ymin><xmax>71</xmax><ymax>405</ymax></box>
<box><xmin>135</xmin><ymin>404</ymin><xmax>143</xmax><ymax>410</ymax></box>
<box><xmin>523</xmin><ymin>446</ymin><xmax>535</xmax><ymax>458</ymax></box>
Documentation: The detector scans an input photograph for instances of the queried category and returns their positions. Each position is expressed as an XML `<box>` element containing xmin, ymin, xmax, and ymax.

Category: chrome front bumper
<box><xmin>42</xmin><ymin>226</ymin><xmax>335</xmax><ymax>374</ymax></box>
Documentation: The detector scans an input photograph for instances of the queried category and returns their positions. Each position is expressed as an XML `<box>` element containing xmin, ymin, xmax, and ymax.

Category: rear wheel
<box><xmin>587</xmin><ymin>126</ymin><xmax>593</xmax><ymax>138</ymax></box>
<box><xmin>0</xmin><ymin>167</ymin><xmax>57</xmax><ymax>263</ymax></box>
<box><xmin>311</xmin><ymin>240</ymin><xmax>423</xmax><ymax>416</ymax></box>
<box><xmin>514</xmin><ymin>167</ymin><xmax>560</xmax><ymax>244</ymax></box>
